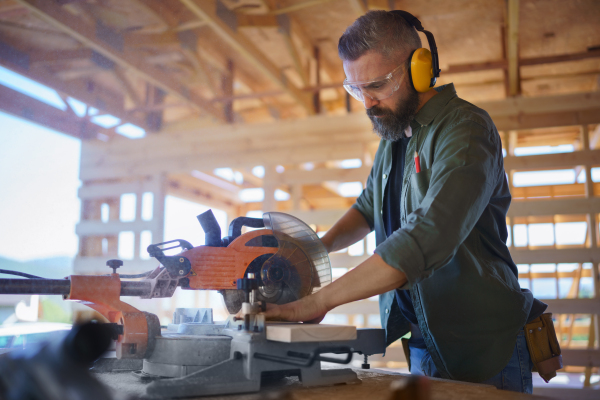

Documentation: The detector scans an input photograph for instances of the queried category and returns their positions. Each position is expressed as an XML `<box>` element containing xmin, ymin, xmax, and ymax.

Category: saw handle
<box><xmin>253</xmin><ymin>345</ymin><xmax>354</xmax><ymax>367</ymax></box>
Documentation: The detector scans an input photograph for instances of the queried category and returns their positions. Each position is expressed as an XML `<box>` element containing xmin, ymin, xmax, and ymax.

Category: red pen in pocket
<box><xmin>414</xmin><ymin>151</ymin><xmax>421</xmax><ymax>173</ymax></box>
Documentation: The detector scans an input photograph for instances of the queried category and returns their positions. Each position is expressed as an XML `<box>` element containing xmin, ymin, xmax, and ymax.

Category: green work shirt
<box><xmin>352</xmin><ymin>83</ymin><xmax>534</xmax><ymax>382</ymax></box>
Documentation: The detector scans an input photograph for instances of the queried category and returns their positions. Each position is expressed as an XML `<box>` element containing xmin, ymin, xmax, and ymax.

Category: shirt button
<box><xmin>383</xmin><ymin>174</ymin><xmax>387</xmax><ymax>179</ymax></box>
<box><xmin>385</xmin><ymin>309</ymin><xmax>389</xmax><ymax>314</ymax></box>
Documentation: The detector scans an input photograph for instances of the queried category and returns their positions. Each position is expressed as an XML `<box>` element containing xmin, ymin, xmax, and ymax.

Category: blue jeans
<box><xmin>409</xmin><ymin>330</ymin><xmax>534</xmax><ymax>393</ymax></box>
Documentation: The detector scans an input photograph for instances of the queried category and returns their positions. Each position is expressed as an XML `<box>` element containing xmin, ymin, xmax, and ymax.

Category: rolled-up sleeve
<box><xmin>375</xmin><ymin>119</ymin><xmax>501</xmax><ymax>284</ymax></box>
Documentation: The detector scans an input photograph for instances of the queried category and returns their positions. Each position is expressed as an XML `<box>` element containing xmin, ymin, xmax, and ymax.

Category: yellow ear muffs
<box><xmin>409</xmin><ymin>48</ymin><xmax>436</xmax><ymax>93</ymax></box>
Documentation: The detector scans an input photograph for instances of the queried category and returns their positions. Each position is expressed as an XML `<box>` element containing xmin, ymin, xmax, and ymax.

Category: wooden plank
<box><xmin>543</xmin><ymin>299</ymin><xmax>600</xmax><ymax>315</ymax></box>
<box><xmin>0</xmin><ymin>83</ymin><xmax>99</xmax><ymax>139</ymax></box>
<box><xmin>507</xmin><ymin>198</ymin><xmax>600</xmax><ymax>218</ymax></box>
<box><xmin>266</xmin><ymin>323</ymin><xmax>356</xmax><ymax>342</ymax></box>
<box><xmin>15</xmin><ymin>0</ymin><xmax>224</xmax><ymax>121</ymax></box>
<box><xmin>504</xmin><ymin>149</ymin><xmax>600</xmax><ymax>171</ymax></box>
<box><xmin>277</xmin><ymin>167</ymin><xmax>371</xmax><ymax>185</ymax></box>
<box><xmin>561</xmin><ymin>349</ymin><xmax>600</xmax><ymax>367</ymax></box>
<box><xmin>75</xmin><ymin>220</ymin><xmax>158</xmax><ymax>236</ymax></box>
<box><xmin>446</xmin><ymin>49</ymin><xmax>600</xmax><ymax>74</ymax></box>
<box><xmin>510</xmin><ymin>248</ymin><xmax>600</xmax><ymax>264</ymax></box>
<box><xmin>287</xmin><ymin>209</ymin><xmax>346</xmax><ymax>227</ymax></box>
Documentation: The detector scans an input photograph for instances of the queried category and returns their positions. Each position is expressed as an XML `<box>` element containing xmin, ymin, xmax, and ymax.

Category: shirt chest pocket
<box><xmin>408</xmin><ymin>168</ymin><xmax>432</xmax><ymax>208</ymax></box>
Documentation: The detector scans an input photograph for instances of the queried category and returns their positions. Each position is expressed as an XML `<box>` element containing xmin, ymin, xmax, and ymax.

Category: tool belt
<box><xmin>524</xmin><ymin>313</ymin><xmax>563</xmax><ymax>382</ymax></box>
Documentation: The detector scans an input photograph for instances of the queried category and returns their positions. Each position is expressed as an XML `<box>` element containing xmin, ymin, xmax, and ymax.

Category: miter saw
<box><xmin>0</xmin><ymin>211</ymin><xmax>386</xmax><ymax>398</ymax></box>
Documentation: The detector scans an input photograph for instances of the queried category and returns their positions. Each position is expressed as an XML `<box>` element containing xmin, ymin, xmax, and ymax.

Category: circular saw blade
<box><xmin>220</xmin><ymin>238</ymin><xmax>314</xmax><ymax>314</ymax></box>
<box><xmin>220</xmin><ymin>212</ymin><xmax>332</xmax><ymax>315</ymax></box>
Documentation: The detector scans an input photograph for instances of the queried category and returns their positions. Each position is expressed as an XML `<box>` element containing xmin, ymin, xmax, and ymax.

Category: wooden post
<box><xmin>222</xmin><ymin>59</ymin><xmax>234</xmax><ymax>124</ymax></box>
<box><xmin>313</xmin><ymin>45</ymin><xmax>320</xmax><ymax>114</ymax></box>
<box><xmin>152</xmin><ymin>174</ymin><xmax>167</xmax><ymax>243</ymax></box>
<box><xmin>506</xmin><ymin>0</ymin><xmax>520</xmax><ymax>96</ymax></box>
<box><xmin>263</xmin><ymin>167</ymin><xmax>277</xmax><ymax>212</ymax></box>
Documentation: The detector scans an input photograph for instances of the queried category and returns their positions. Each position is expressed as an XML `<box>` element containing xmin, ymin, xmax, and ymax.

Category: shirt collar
<box><xmin>412</xmin><ymin>83</ymin><xmax>457</xmax><ymax>127</ymax></box>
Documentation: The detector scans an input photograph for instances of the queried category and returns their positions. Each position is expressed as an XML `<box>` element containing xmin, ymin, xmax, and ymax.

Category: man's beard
<box><xmin>366</xmin><ymin>87</ymin><xmax>420</xmax><ymax>141</ymax></box>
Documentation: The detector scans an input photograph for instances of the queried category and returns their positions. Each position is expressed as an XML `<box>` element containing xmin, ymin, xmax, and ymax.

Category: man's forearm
<box><xmin>268</xmin><ymin>253</ymin><xmax>407</xmax><ymax>322</ymax></box>
<box><xmin>317</xmin><ymin>253</ymin><xmax>407</xmax><ymax>311</ymax></box>
<box><xmin>320</xmin><ymin>208</ymin><xmax>371</xmax><ymax>253</ymax></box>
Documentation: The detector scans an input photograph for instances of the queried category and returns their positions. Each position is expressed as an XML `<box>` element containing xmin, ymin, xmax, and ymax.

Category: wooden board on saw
<box><xmin>265</xmin><ymin>323</ymin><xmax>356</xmax><ymax>343</ymax></box>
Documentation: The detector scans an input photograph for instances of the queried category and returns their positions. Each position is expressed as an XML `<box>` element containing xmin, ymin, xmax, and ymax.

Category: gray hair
<box><xmin>338</xmin><ymin>11</ymin><xmax>422</xmax><ymax>63</ymax></box>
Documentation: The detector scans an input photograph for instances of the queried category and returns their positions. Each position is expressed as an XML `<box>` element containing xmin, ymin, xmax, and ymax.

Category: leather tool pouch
<box><xmin>524</xmin><ymin>313</ymin><xmax>563</xmax><ymax>382</ymax></box>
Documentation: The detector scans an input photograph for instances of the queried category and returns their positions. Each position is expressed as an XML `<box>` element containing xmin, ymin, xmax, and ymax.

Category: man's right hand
<box><xmin>260</xmin><ymin>293</ymin><xmax>328</xmax><ymax>324</ymax></box>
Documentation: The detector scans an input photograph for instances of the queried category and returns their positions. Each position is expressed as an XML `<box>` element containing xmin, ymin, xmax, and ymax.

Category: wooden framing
<box><xmin>15</xmin><ymin>0</ymin><xmax>225</xmax><ymax>121</ymax></box>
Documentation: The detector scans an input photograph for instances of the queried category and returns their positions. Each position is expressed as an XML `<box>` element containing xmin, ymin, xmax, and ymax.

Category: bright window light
<box><xmin>120</xmin><ymin>193</ymin><xmax>136</xmax><ymax>222</ymax></box>
<box><xmin>140</xmin><ymin>230</ymin><xmax>152</xmax><ymax>260</ymax></box>
<box><xmin>101</xmin><ymin>203</ymin><xmax>109</xmax><ymax>223</ymax></box>
<box><xmin>234</xmin><ymin>171</ymin><xmax>243</xmax><ymax>185</ymax></box>
<box><xmin>512</xmin><ymin>170</ymin><xmax>575</xmax><ymax>187</ymax></box>
<box><xmin>246</xmin><ymin>210</ymin><xmax>263</xmax><ymax>219</ymax></box>
<box><xmin>531</xmin><ymin>278</ymin><xmax>557</xmax><ymax>299</ymax></box>
<box><xmin>276</xmin><ymin>165</ymin><xmax>285</xmax><ymax>173</ymax></box>
<box><xmin>252</xmin><ymin>166</ymin><xmax>265</xmax><ymax>178</ymax></box>
<box><xmin>91</xmin><ymin>114</ymin><xmax>121</xmax><ymax>128</ymax></box>
<box><xmin>214</xmin><ymin>168</ymin><xmax>234</xmax><ymax>181</ymax></box>
<box><xmin>577</xmin><ymin>169</ymin><xmax>586</xmax><ymax>183</ymax></box>
<box><xmin>513</xmin><ymin>224</ymin><xmax>528</xmax><ymax>247</ymax></box>
<box><xmin>66</xmin><ymin>97</ymin><xmax>87</xmax><ymax>117</ymax></box>
<box><xmin>516</xmin><ymin>264</ymin><xmax>529</xmax><ymax>273</ymax></box>
<box><xmin>514</xmin><ymin>144</ymin><xmax>574</xmax><ymax>156</ymax></box>
<box><xmin>531</xmin><ymin>264</ymin><xmax>556</xmax><ymax>273</ymax></box>
<box><xmin>339</xmin><ymin>158</ymin><xmax>362</xmax><ymax>169</ymax></box>
<box><xmin>502</xmin><ymin>148</ymin><xmax>507</xmax><ymax>158</ymax></box>
<box><xmin>338</xmin><ymin>182</ymin><xmax>363</xmax><ymax>197</ymax></box>
<box><xmin>239</xmin><ymin>188</ymin><xmax>264</xmax><ymax>202</ymax></box>
<box><xmin>332</xmin><ymin>268</ymin><xmax>347</xmax><ymax>278</ymax></box>
<box><xmin>274</xmin><ymin>189</ymin><xmax>290</xmax><ymax>201</ymax></box>
<box><xmin>118</xmin><ymin>231</ymin><xmax>135</xmax><ymax>260</ymax></box>
<box><xmin>301</xmin><ymin>162</ymin><xmax>314</xmax><ymax>171</ymax></box>
<box><xmin>0</xmin><ymin>65</ymin><xmax>66</xmax><ymax>110</ymax></box>
<box><xmin>348</xmin><ymin>239</ymin><xmax>364</xmax><ymax>256</ymax></box>
<box><xmin>141</xmin><ymin>192</ymin><xmax>153</xmax><ymax>221</ymax></box>
<box><xmin>88</xmin><ymin>107</ymin><xmax>99</xmax><ymax>116</ymax></box>
<box><xmin>116</xmin><ymin>123</ymin><xmax>146</xmax><ymax>139</ymax></box>
<box><xmin>528</xmin><ymin>223</ymin><xmax>554</xmax><ymax>246</ymax></box>
<box><xmin>366</xmin><ymin>231</ymin><xmax>376</xmax><ymax>254</ymax></box>
<box><xmin>555</xmin><ymin>222</ymin><xmax>587</xmax><ymax>245</ymax></box>
<box><xmin>592</xmin><ymin>167</ymin><xmax>600</xmax><ymax>182</ymax></box>
<box><xmin>164</xmin><ymin>196</ymin><xmax>227</xmax><ymax>246</ymax></box>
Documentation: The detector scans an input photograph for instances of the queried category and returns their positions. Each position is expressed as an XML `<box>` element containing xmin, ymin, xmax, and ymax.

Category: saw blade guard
<box><xmin>262</xmin><ymin>212</ymin><xmax>332</xmax><ymax>298</ymax></box>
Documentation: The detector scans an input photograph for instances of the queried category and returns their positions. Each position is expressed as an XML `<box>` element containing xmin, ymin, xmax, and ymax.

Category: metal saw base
<box><xmin>91</xmin><ymin>308</ymin><xmax>385</xmax><ymax>398</ymax></box>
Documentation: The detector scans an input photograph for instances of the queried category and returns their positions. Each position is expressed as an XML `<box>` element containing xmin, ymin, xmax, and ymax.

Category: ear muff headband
<box><xmin>389</xmin><ymin>10</ymin><xmax>441</xmax><ymax>92</ymax></box>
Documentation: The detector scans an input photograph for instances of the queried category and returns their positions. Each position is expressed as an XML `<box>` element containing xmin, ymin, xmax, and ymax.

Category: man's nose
<box><xmin>362</xmin><ymin>95</ymin><xmax>379</xmax><ymax>109</ymax></box>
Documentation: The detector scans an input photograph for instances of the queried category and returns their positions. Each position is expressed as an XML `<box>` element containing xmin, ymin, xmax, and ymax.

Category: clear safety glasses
<box><xmin>343</xmin><ymin>64</ymin><xmax>405</xmax><ymax>102</ymax></box>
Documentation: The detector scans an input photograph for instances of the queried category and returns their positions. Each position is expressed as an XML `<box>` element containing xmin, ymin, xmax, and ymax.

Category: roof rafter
<box><xmin>179</xmin><ymin>0</ymin><xmax>314</xmax><ymax>115</ymax></box>
<box><xmin>15</xmin><ymin>0</ymin><xmax>225</xmax><ymax>122</ymax></box>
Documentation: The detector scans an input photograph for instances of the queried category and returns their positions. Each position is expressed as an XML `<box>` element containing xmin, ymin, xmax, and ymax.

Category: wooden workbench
<box><xmin>95</xmin><ymin>367</ymin><xmax>551</xmax><ymax>400</ymax></box>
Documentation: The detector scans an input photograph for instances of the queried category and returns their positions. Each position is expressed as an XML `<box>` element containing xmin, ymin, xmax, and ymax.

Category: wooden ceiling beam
<box><xmin>0</xmin><ymin>83</ymin><xmax>112</xmax><ymax>140</ymax></box>
<box><xmin>179</xmin><ymin>0</ymin><xmax>314</xmax><ymax>114</ymax></box>
<box><xmin>348</xmin><ymin>0</ymin><xmax>368</xmax><ymax>16</ymax></box>
<box><xmin>29</xmin><ymin>48</ymin><xmax>93</xmax><ymax>64</ymax></box>
<box><xmin>446</xmin><ymin>50</ymin><xmax>600</xmax><ymax>74</ymax></box>
<box><xmin>15</xmin><ymin>0</ymin><xmax>225</xmax><ymax>121</ymax></box>
<box><xmin>0</xmin><ymin>37</ymin><xmax>150</xmax><ymax>131</ymax></box>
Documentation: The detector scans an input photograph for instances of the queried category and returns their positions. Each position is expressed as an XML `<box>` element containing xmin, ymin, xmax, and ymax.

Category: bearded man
<box><xmin>264</xmin><ymin>10</ymin><xmax>546</xmax><ymax>393</ymax></box>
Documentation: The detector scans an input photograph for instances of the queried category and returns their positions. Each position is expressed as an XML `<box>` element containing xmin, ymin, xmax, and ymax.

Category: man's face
<box><xmin>343</xmin><ymin>51</ymin><xmax>420</xmax><ymax>141</ymax></box>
